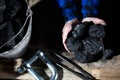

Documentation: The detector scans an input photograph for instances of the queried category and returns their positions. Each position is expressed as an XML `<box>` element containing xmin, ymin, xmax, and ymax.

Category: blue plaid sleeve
<box><xmin>56</xmin><ymin>0</ymin><xmax>80</xmax><ymax>21</ymax></box>
<box><xmin>81</xmin><ymin>0</ymin><xmax>99</xmax><ymax>18</ymax></box>
<box><xmin>56</xmin><ymin>0</ymin><xmax>99</xmax><ymax>21</ymax></box>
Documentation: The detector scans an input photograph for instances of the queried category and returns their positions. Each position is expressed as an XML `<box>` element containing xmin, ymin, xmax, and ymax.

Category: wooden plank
<box><xmin>28</xmin><ymin>0</ymin><xmax>42</xmax><ymax>7</ymax></box>
<box><xmin>92</xmin><ymin>68</ymin><xmax>120</xmax><ymax>80</ymax></box>
<box><xmin>0</xmin><ymin>51</ymin><xmax>120</xmax><ymax>79</ymax></box>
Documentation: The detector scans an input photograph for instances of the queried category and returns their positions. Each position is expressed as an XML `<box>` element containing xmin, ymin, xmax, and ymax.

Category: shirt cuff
<box><xmin>82</xmin><ymin>8</ymin><xmax>98</xmax><ymax>18</ymax></box>
<box><xmin>62</xmin><ymin>7</ymin><xmax>80</xmax><ymax>21</ymax></box>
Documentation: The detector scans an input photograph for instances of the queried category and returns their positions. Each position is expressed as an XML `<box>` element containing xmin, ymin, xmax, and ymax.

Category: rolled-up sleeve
<box><xmin>56</xmin><ymin>0</ymin><xmax>80</xmax><ymax>21</ymax></box>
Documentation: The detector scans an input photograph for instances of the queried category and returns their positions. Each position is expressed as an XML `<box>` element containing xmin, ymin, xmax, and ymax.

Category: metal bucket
<box><xmin>0</xmin><ymin>0</ymin><xmax>32</xmax><ymax>59</ymax></box>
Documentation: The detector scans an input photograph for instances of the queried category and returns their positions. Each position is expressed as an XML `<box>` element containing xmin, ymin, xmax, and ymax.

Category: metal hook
<box><xmin>17</xmin><ymin>50</ymin><xmax>58</xmax><ymax>80</ymax></box>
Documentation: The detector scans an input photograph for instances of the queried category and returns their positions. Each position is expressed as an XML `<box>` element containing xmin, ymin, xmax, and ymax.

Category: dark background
<box><xmin>98</xmin><ymin>0</ymin><xmax>120</xmax><ymax>51</ymax></box>
<box><xmin>30</xmin><ymin>0</ymin><xmax>120</xmax><ymax>53</ymax></box>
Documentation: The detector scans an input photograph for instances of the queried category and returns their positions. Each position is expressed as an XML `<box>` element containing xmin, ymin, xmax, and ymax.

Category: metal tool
<box><xmin>53</xmin><ymin>53</ymin><xmax>96</xmax><ymax>80</ymax></box>
<box><xmin>17</xmin><ymin>50</ymin><xmax>58</xmax><ymax>80</ymax></box>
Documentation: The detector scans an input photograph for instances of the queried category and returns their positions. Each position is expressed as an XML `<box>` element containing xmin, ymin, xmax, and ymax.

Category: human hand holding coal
<box><xmin>66</xmin><ymin>22</ymin><xmax>113</xmax><ymax>63</ymax></box>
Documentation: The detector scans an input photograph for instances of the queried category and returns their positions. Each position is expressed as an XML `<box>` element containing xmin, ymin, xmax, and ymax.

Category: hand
<box><xmin>82</xmin><ymin>17</ymin><xmax>106</xmax><ymax>26</ymax></box>
<box><xmin>62</xmin><ymin>18</ymin><xmax>80</xmax><ymax>52</ymax></box>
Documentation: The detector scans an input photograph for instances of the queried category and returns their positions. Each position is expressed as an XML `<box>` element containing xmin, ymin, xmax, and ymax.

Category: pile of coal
<box><xmin>0</xmin><ymin>0</ymin><xmax>26</xmax><ymax>53</ymax></box>
<box><xmin>66</xmin><ymin>22</ymin><xmax>114</xmax><ymax>63</ymax></box>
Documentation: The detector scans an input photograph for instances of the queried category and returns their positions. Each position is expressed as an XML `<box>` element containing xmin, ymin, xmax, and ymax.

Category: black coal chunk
<box><xmin>4</xmin><ymin>0</ymin><xmax>22</xmax><ymax>20</ymax></box>
<box><xmin>89</xmin><ymin>24</ymin><xmax>106</xmax><ymax>38</ymax></box>
<box><xmin>102</xmin><ymin>49</ymin><xmax>114</xmax><ymax>60</ymax></box>
<box><xmin>74</xmin><ymin>50</ymin><xmax>94</xmax><ymax>63</ymax></box>
<box><xmin>72</xmin><ymin>23</ymin><xmax>85</xmax><ymax>39</ymax></box>
<box><xmin>0</xmin><ymin>0</ymin><xmax>6</xmax><ymax>23</ymax></box>
<box><xmin>0</xmin><ymin>21</ymin><xmax>15</xmax><ymax>52</ymax></box>
<box><xmin>82</xmin><ymin>37</ymin><xmax>103</xmax><ymax>55</ymax></box>
<box><xmin>66</xmin><ymin>37</ymin><xmax>82</xmax><ymax>52</ymax></box>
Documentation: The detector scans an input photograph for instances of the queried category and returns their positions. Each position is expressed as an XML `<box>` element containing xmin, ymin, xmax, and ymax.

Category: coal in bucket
<box><xmin>0</xmin><ymin>0</ymin><xmax>32</xmax><ymax>58</ymax></box>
